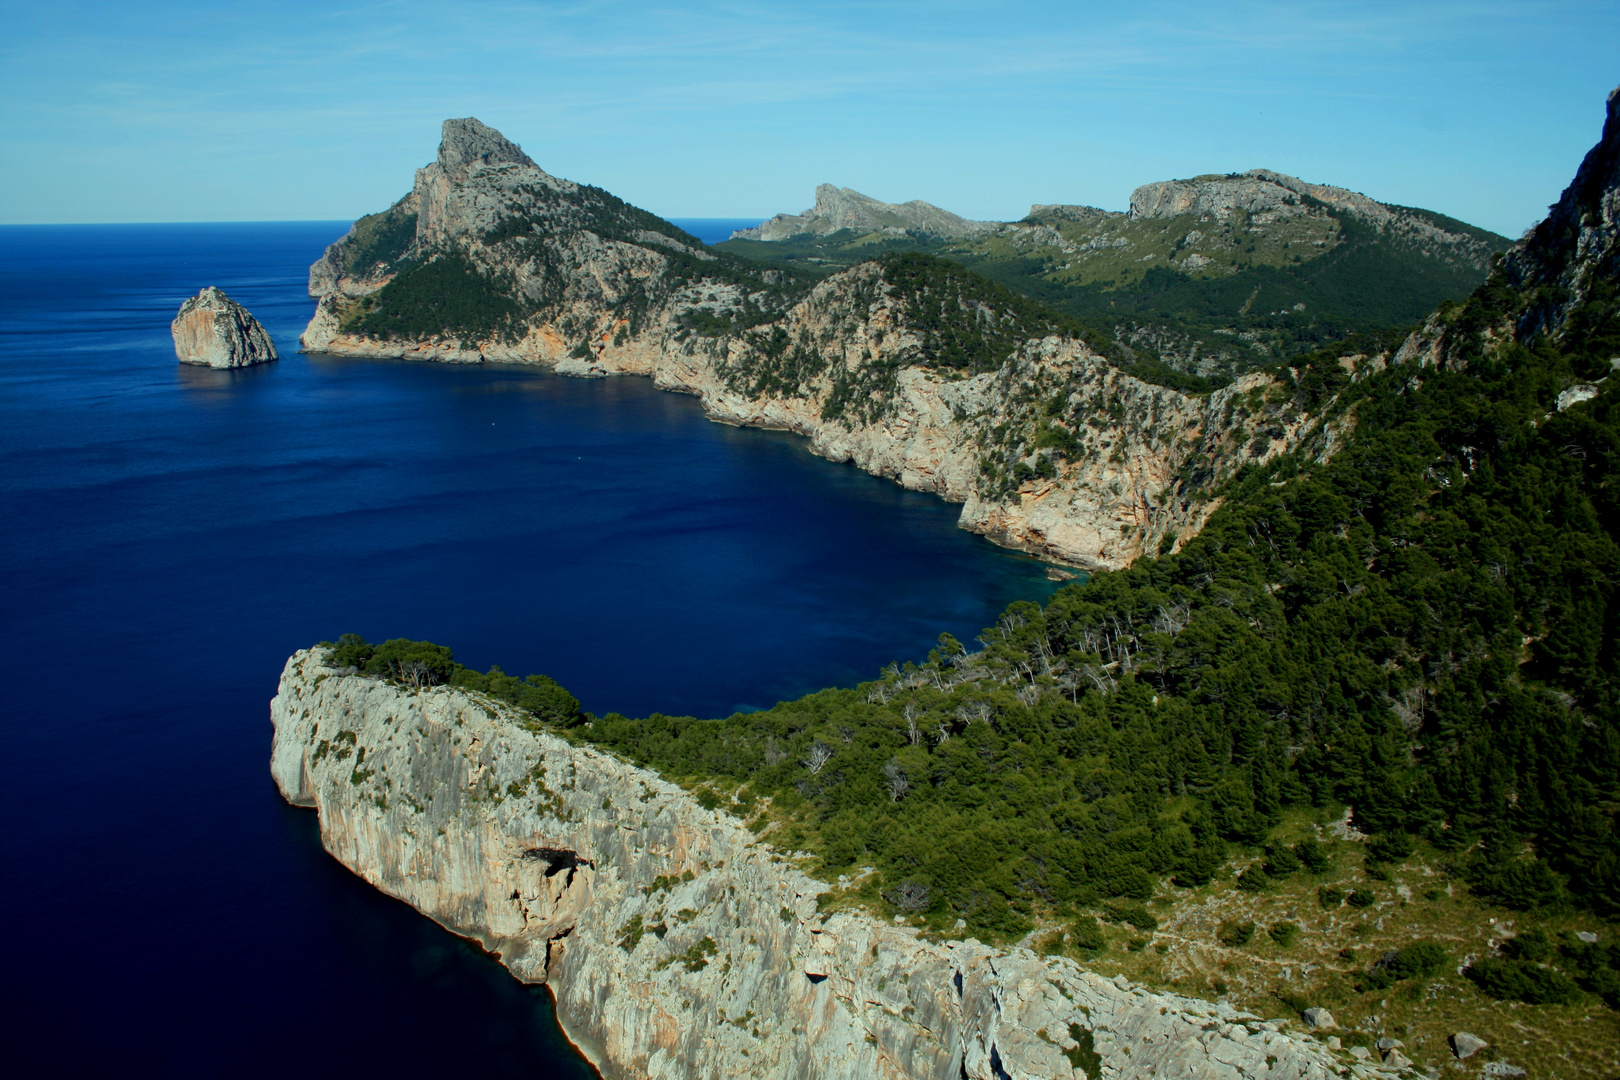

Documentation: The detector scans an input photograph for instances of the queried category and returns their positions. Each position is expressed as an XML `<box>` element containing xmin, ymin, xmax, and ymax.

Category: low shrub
<box><xmin>1218</xmin><ymin>920</ymin><xmax>1256</xmax><ymax>947</ymax></box>
<box><xmin>1466</xmin><ymin>958</ymin><xmax>1583</xmax><ymax>1005</ymax></box>
<box><xmin>1294</xmin><ymin>838</ymin><xmax>1332</xmax><ymax>872</ymax></box>
<box><xmin>1071</xmin><ymin>916</ymin><xmax>1106</xmax><ymax>952</ymax></box>
<box><xmin>1270</xmin><ymin>921</ymin><xmax>1301</xmax><ymax>947</ymax></box>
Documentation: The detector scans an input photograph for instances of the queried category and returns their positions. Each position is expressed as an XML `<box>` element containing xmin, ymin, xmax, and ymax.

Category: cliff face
<box><xmin>1395</xmin><ymin>86</ymin><xmax>1620</xmax><ymax>370</ymax></box>
<box><xmin>270</xmin><ymin>648</ymin><xmax>1365</xmax><ymax>1080</ymax></box>
<box><xmin>172</xmin><ymin>286</ymin><xmax>278</xmax><ymax>368</ymax></box>
<box><xmin>1505</xmin><ymin>87</ymin><xmax>1620</xmax><ymax>337</ymax></box>
<box><xmin>300</xmin><ymin>121</ymin><xmax>1346</xmax><ymax>570</ymax></box>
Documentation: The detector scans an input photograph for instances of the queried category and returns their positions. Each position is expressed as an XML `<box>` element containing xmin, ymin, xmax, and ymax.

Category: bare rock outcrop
<box><xmin>1394</xmin><ymin>85</ymin><xmax>1620</xmax><ymax>371</ymax></box>
<box><xmin>271</xmin><ymin>647</ymin><xmax>1370</xmax><ymax>1080</ymax></box>
<box><xmin>1129</xmin><ymin>169</ymin><xmax>1500</xmax><ymax>268</ymax></box>
<box><xmin>732</xmin><ymin>184</ymin><xmax>996</xmax><ymax>241</ymax></box>
<box><xmin>171</xmin><ymin>286</ymin><xmax>278</xmax><ymax>368</ymax></box>
<box><xmin>1504</xmin><ymin>86</ymin><xmax>1620</xmax><ymax>337</ymax></box>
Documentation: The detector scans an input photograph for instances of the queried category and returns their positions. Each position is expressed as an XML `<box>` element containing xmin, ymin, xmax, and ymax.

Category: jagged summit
<box><xmin>1505</xmin><ymin>85</ymin><xmax>1620</xmax><ymax>333</ymax></box>
<box><xmin>434</xmin><ymin>117</ymin><xmax>537</xmax><ymax>178</ymax></box>
<box><xmin>1400</xmin><ymin>84</ymin><xmax>1620</xmax><ymax>367</ymax></box>
<box><xmin>731</xmin><ymin>184</ymin><xmax>994</xmax><ymax>241</ymax></box>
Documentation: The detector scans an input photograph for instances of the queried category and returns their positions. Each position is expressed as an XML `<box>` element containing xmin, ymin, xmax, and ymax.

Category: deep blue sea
<box><xmin>0</xmin><ymin>221</ymin><xmax>1055</xmax><ymax>1075</ymax></box>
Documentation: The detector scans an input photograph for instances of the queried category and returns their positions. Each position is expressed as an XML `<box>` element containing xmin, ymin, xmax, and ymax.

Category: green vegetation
<box><xmin>877</xmin><ymin>253</ymin><xmax>1081</xmax><ymax>374</ymax></box>
<box><xmin>717</xmin><ymin>201</ymin><xmax>1508</xmax><ymax>380</ymax></box>
<box><xmin>475</xmin><ymin>179</ymin><xmax>812</xmax><ymax>339</ymax></box>
<box><xmin>1268</xmin><ymin>920</ymin><xmax>1300</xmax><ymax>947</ymax></box>
<box><xmin>340</xmin><ymin>196</ymin><xmax>418</xmax><ymax>278</ymax></box>
<box><xmin>1461</xmin><ymin>929</ymin><xmax>1620</xmax><ymax>1007</ymax></box>
<box><xmin>345</xmin><ymin>253</ymin><xmax>522</xmax><ymax>343</ymax></box>
<box><xmin>331</xmin><ymin>252</ymin><xmax>1618</xmax><ymax>953</ymax></box>
<box><xmin>318</xmin><ymin>633</ymin><xmax>580</xmax><ymax>724</ymax></box>
<box><xmin>573</xmin><ymin>251</ymin><xmax>1620</xmax><ymax>940</ymax></box>
<box><xmin>1362</xmin><ymin>940</ymin><xmax>1447</xmax><ymax>990</ymax></box>
<box><xmin>325</xmin><ymin>146</ymin><xmax>1618</xmax><ymax>1066</ymax></box>
<box><xmin>1467</xmin><ymin>957</ymin><xmax>1583</xmax><ymax>1005</ymax></box>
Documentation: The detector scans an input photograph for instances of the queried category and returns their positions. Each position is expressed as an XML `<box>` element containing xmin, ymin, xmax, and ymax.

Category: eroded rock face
<box><xmin>171</xmin><ymin>286</ymin><xmax>278</xmax><ymax>368</ymax></box>
<box><xmin>1505</xmin><ymin>86</ymin><xmax>1620</xmax><ymax>336</ymax></box>
<box><xmin>270</xmin><ymin>648</ymin><xmax>1361</xmax><ymax>1080</ymax></box>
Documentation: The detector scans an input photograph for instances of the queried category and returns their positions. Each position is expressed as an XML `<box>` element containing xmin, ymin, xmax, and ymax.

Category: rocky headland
<box><xmin>299</xmin><ymin>119</ymin><xmax>1356</xmax><ymax>571</ymax></box>
<box><xmin>270</xmin><ymin>646</ymin><xmax>1370</xmax><ymax>1080</ymax></box>
<box><xmin>172</xmin><ymin>286</ymin><xmax>278</xmax><ymax>368</ymax></box>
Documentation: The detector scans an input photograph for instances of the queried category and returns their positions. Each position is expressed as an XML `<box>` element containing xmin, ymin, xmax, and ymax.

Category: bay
<box><xmin>0</xmin><ymin>221</ymin><xmax>1056</xmax><ymax>1075</ymax></box>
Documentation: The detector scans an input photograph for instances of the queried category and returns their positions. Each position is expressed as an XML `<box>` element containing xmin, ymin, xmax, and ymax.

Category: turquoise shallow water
<box><xmin>0</xmin><ymin>221</ymin><xmax>1056</xmax><ymax>1075</ymax></box>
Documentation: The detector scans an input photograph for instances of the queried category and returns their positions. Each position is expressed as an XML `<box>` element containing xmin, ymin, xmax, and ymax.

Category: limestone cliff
<box><xmin>271</xmin><ymin>647</ymin><xmax>1374</xmax><ymax>1080</ymax></box>
<box><xmin>172</xmin><ymin>286</ymin><xmax>278</xmax><ymax>368</ymax></box>
<box><xmin>301</xmin><ymin>120</ymin><xmax>1352</xmax><ymax>570</ymax></box>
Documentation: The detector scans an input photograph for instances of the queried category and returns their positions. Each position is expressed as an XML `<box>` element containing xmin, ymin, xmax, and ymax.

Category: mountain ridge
<box><xmin>719</xmin><ymin>168</ymin><xmax>1510</xmax><ymax>376</ymax></box>
<box><xmin>299</xmin><ymin>121</ymin><xmax>1347</xmax><ymax>570</ymax></box>
<box><xmin>731</xmin><ymin>183</ymin><xmax>997</xmax><ymax>241</ymax></box>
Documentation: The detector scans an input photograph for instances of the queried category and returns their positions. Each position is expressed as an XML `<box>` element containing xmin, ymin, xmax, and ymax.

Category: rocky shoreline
<box><xmin>302</xmin><ymin>279</ymin><xmax>1333</xmax><ymax>572</ymax></box>
<box><xmin>270</xmin><ymin>646</ymin><xmax>1384</xmax><ymax>1079</ymax></box>
<box><xmin>297</xmin><ymin>119</ymin><xmax>1346</xmax><ymax>572</ymax></box>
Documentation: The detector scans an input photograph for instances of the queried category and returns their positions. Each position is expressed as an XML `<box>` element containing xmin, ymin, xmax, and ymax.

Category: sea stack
<box><xmin>171</xmin><ymin>287</ymin><xmax>278</xmax><ymax>368</ymax></box>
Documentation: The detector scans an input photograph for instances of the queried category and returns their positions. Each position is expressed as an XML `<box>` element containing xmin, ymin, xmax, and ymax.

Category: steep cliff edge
<box><xmin>1396</xmin><ymin>86</ymin><xmax>1620</xmax><ymax>372</ymax></box>
<box><xmin>301</xmin><ymin>120</ymin><xmax>1349</xmax><ymax>570</ymax></box>
<box><xmin>271</xmin><ymin>647</ymin><xmax>1368</xmax><ymax>1080</ymax></box>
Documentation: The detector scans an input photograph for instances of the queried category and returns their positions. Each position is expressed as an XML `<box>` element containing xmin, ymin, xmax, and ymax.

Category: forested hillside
<box><xmin>584</xmin><ymin>313</ymin><xmax>1619</xmax><ymax>926</ymax></box>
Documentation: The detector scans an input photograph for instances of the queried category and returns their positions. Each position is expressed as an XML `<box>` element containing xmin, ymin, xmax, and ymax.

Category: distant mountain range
<box><xmin>732</xmin><ymin>183</ymin><xmax>996</xmax><ymax>241</ymax></box>
<box><xmin>720</xmin><ymin>171</ymin><xmax>1510</xmax><ymax>376</ymax></box>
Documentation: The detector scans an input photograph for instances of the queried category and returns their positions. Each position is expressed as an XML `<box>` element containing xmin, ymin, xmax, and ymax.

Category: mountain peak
<box><xmin>436</xmin><ymin>118</ymin><xmax>536</xmax><ymax>179</ymax></box>
<box><xmin>732</xmin><ymin>184</ymin><xmax>992</xmax><ymax>241</ymax></box>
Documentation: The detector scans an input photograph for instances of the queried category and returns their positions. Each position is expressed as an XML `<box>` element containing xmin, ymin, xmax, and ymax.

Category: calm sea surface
<box><xmin>0</xmin><ymin>221</ymin><xmax>1055</xmax><ymax>1075</ymax></box>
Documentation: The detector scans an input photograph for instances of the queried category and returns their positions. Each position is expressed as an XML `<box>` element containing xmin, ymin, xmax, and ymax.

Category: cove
<box><xmin>0</xmin><ymin>222</ymin><xmax>1057</xmax><ymax>1075</ymax></box>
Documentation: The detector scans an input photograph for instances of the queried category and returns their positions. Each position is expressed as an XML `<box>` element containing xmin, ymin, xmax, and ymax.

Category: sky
<box><xmin>1</xmin><ymin>1</ymin><xmax>1616</xmax><ymax>236</ymax></box>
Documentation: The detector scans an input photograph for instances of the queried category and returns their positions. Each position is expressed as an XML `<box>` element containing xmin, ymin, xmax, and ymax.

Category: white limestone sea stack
<box><xmin>171</xmin><ymin>286</ymin><xmax>278</xmax><ymax>368</ymax></box>
<box><xmin>271</xmin><ymin>646</ymin><xmax>1375</xmax><ymax>1080</ymax></box>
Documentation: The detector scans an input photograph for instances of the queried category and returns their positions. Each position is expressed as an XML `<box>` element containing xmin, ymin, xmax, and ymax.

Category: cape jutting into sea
<box><xmin>0</xmin><ymin>219</ymin><xmax>1058</xmax><ymax>1076</ymax></box>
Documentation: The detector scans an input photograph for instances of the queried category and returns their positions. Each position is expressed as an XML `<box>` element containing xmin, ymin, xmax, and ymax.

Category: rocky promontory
<box><xmin>270</xmin><ymin>646</ymin><xmax>1369</xmax><ymax>1080</ymax></box>
<box><xmin>299</xmin><ymin>119</ymin><xmax>1356</xmax><ymax>571</ymax></box>
<box><xmin>172</xmin><ymin>286</ymin><xmax>278</xmax><ymax>368</ymax></box>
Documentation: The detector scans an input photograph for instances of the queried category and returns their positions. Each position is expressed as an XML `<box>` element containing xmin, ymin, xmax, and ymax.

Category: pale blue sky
<box><xmin>2</xmin><ymin>1</ymin><xmax>1615</xmax><ymax>235</ymax></box>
